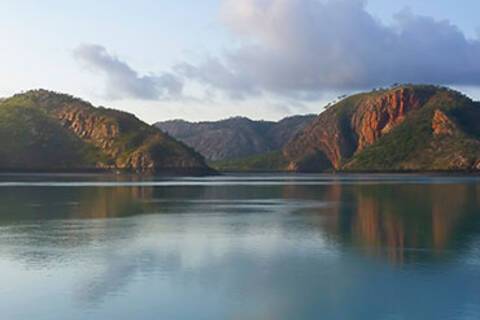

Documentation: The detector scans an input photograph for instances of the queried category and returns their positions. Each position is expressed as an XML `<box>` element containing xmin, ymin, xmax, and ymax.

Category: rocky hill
<box><xmin>284</xmin><ymin>85</ymin><xmax>480</xmax><ymax>172</ymax></box>
<box><xmin>0</xmin><ymin>90</ymin><xmax>212</xmax><ymax>174</ymax></box>
<box><xmin>155</xmin><ymin>115</ymin><xmax>315</xmax><ymax>161</ymax></box>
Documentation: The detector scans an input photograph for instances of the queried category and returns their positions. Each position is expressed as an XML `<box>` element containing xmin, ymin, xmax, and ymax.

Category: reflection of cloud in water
<box><xmin>71</xmin><ymin>222</ymin><xmax>479</xmax><ymax>320</ymax></box>
<box><xmin>71</xmin><ymin>217</ymin><xmax>340</xmax><ymax>319</ymax></box>
<box><xmin>75</xmin><ymin>247</ymin><xmax>181</xmax><ymax>306</ymax></box>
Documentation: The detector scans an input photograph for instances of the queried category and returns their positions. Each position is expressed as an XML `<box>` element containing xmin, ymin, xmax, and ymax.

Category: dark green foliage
<box><xmin>291</xmin><ymin>151</ymin><xmax>334</xmax><ymax>172</ymax></box>
<box><xmin>0</xmin><ymin>104</ymin><xmax>99</xmax><ymax>169</ymax></box>
<box><xmin>210</xmin><ymin>151</ymin><xmax>288</xmax><ymax>172</ymax></box>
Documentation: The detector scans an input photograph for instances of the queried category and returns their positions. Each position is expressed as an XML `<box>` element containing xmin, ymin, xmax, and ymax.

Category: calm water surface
<box><xmin>0</xmin><ymin>174</ymin><xmax>479</xmax><ymax>320</ymax></box>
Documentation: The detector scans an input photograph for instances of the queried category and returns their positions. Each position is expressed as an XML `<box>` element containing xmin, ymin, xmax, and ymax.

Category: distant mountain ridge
<box><xmin>155</xmin><ymin>115</ymin><xmax>316</xmax><ymax>161</ymax></box>
<box><xmin>0</xmin><ymin>90</ymin><xmax>212</xmax><ymax>174</ymax></box>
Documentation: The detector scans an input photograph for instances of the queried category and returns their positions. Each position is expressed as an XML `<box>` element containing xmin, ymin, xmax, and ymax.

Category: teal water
<box><xmin>0</xmin><ymin>174</ymin><xmax>479</xmax><ymax>320</ymax></box>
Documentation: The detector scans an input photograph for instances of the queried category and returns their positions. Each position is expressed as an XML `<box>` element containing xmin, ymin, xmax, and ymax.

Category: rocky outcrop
<box><xmin>120</xmin><ymin>150</ymin><xmax>155</xmax><ymax>172</ymax></box>
<box><xmin>432</xmin><ymin>110</ymin><xmax>457</xmax><ymax>136</ymax></box>
<box><xmin>350</xmin><ymin>87</ymin><xmax>430</xmax><ymax>151</ymax></box>
<box><xmin>53</xmin><ymin>105</ymin><xmax>121</xmax><ymax>156</ymax></box>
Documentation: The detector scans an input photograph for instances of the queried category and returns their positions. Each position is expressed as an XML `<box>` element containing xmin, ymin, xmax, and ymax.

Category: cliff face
<box><xmin>155</xmin><ymin>115</ymin><xmax>315</xmax><ymax>161</ymax></box>
<box><xmin>350</xmin><ymin>88</ymin><xmax>431</xmax><ymax>151</ymax></box>
<box><xmin>284</xmin><ymin>85</ymin><xmax>480</xmax><ymax>172</ymax></box>
<box><xmin>53</xmin><ymin>104</ymin><xmax>121</xmax><ymax>156</ymax></box>
<box><xmin>0</xmin><ymin>90</ymin><xmax>211</xmax><ymax>174</ymax></box>
<box><xmin>283</xmin><ymin>108</ymin><xmax>354</xmax><ymax>171</ymax></box>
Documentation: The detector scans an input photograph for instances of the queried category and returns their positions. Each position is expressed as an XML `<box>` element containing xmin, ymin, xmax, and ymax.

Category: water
<box><xmin>0</xmin><ymin>174</ymin><xmax>479</xmax><ymax>320</ymax></box>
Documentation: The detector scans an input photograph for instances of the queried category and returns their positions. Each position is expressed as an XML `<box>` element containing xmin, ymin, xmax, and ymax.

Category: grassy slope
<box><xmin>0</xmin><ymin>103</ymin><xmax>99</xmax><ymax>169</ymax></box>
<box><xmin>210</xmin><ymin>151</ymin><xmax>288</xmax><ymax>172</ymax></box>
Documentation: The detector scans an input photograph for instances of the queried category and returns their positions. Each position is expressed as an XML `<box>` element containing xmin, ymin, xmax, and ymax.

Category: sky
<box><xmin>1</xmin><ymin>0</ymin><xmax>480</xmax><ymax>123</ymax></box>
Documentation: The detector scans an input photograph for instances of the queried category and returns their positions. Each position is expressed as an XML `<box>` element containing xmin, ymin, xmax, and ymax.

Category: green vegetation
<box><xmin>210</xmin><ymin>151</ymin><xmax>288</xmax><ymax>172</ymax></box>
<box><xmin>0</xmin><ymin>103</ymin><xmax>100</xmax><ymax>170</ymax></box>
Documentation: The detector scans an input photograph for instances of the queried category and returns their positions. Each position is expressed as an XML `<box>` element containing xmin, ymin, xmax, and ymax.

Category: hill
<box><xmin>284</xmin><ymin>85</ymin><xmax>480</xmax><ymax>172</ymax></box>
<box><xmin>155</xmin><ymin>115</ymin><xmax>315</xmax><ymax>161</ymax></box>
<box><xmin>0</xmin><ymin>90</ymin><xmax>212</xmax><ymax>174</ymax></box>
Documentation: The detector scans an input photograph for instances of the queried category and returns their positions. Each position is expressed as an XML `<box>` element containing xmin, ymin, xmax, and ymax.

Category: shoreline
<box><xmin>0</xmin><ymin>170</ymin><xmax>478</xmax><ymax>178</ymax></box>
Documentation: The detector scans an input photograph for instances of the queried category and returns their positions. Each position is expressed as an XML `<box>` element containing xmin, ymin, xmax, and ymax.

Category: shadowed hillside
<box><xmin>155</xmin><ymin>115</ymin><xmax>315</xmax><ymax>161</ymax></box>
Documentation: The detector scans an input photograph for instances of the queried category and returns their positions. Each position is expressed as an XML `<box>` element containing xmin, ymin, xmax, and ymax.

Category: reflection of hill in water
<box><xmin>283</xmin><ymin>183</ymin><xmax>480</xmax><ymax>265</ymax></box>
<box><xmin>0</xmin><ymin>178</ymin><xmax>479</xmax><ymax>267</ymax></box>
<box><xmin>0</xmin><ymin>183</ymin><xmax>213</xmax><ymax>221</ymax></box>
<box><xmin>0</xmin><ymin>187</ymin><xmax>150</xmax><ymax>220</ymax></box>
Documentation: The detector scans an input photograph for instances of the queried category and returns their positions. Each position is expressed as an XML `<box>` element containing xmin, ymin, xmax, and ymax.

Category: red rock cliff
<box><xmin>351</xmin><ymin>88</ymin><xmax>429</xmax><ymax>151</ymax></box>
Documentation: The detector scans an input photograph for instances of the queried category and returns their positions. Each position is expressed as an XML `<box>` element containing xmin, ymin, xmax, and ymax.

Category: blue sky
<box><xmin>1</xmin><ymin>0</ymin><xmax>479</xmax><ymax>122</ymax></box>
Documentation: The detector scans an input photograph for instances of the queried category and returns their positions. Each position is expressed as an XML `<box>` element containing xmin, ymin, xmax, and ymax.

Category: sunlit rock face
<box><xmin>350</xmin><ymin>87</ymin><xmax>430</xmax><ymax>151</ymax></box>
<box><xmin>431</xmin><ymin>109</ymin><xmax>457</xmax><ymax>136</ymax></box>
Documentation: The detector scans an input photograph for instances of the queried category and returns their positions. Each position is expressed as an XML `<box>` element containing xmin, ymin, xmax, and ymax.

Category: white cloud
<box><xmin>73</xmin><ymin>1</ymin><xmax>480</xmax><ymax>105</ymax></box>
<box><xmin>73</xmin><ymin>44</ymin><xmax>183</xmax><ymax>100</ymax></box>
<box><xmin>180</xmin><ymin>0</ymin><xmax>480</xmax><ymax>98</ymax></box>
